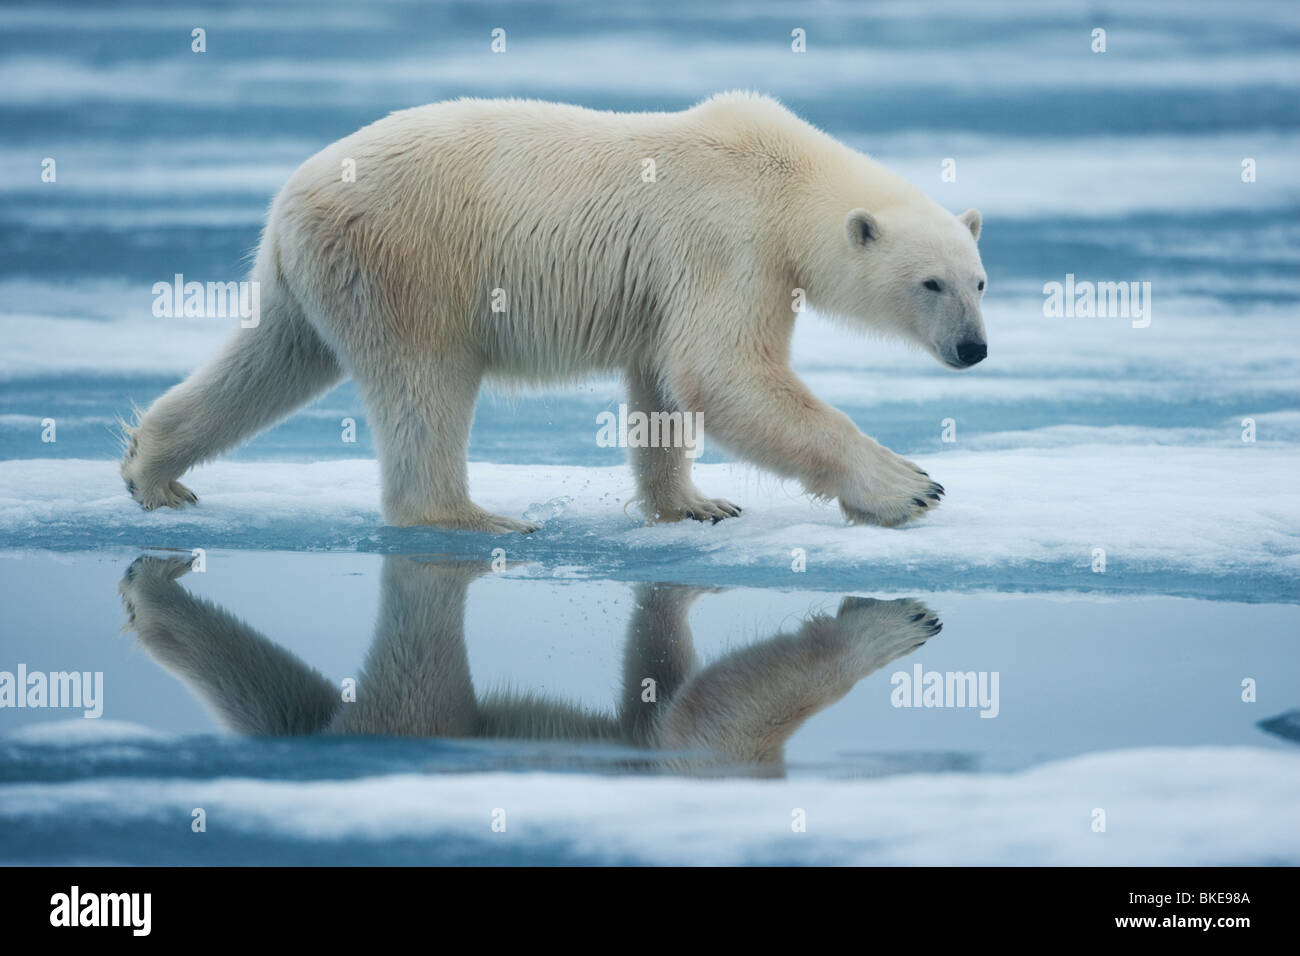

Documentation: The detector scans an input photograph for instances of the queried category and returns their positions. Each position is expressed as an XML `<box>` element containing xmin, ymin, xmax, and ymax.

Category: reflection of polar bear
<box><xmin>118</xmin><ymin>554</ymin><xmax>942</xmax><ymax>775</ymax></box>
<box><xmin>121</xmin><ymin>93</ymin><xmax>987</xmax><ymax>532</ymax></box>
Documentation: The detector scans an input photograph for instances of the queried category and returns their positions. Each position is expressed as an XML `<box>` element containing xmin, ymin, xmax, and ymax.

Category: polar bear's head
<box><xmin>816</xmin><ymin>204</ymin><xmax>988</xmax><ymax>370</ymax></box>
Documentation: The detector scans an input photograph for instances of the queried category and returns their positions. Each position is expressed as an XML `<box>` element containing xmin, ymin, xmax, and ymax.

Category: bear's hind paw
<box><xmin>481</xmin><ymin>514</ymin><xmax>541</xmax><ymax>535</ymax></box>
<box><xmin>400</xmin><ymin>505</ymin><xmax>540</xmax><ymax>535</ymax></box>
<box><xmin>126</xmin><ymin>477</ymin><xmax>198</xmax><ymax>511</ymax></box>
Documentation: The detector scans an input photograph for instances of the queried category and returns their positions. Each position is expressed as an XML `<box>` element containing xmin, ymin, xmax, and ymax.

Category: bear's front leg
<box><xmin>653</xmin><ymin>596</ymin><xmax>939</xmax><ymax>767</ymax></box>
<box><xmin>666</xmin><ymin>356</ymin><xmax>942</xmax><ymax>527</ymax></box>
<box><xmin>626</xmin><ymin>372</ymin><xmax>742</xmax><ymax>524</ymax></box>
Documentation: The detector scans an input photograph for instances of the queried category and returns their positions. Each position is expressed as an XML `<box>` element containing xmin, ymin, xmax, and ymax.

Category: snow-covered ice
<box><xmin>0</xmin><ymin>447</ymin><xmax>1296</xmax><ymax>600</ymax></box>
<box><xmin>1</xmin><ymin>736</ymin><xmax>1296</xmax><ymax>865</ymax></box>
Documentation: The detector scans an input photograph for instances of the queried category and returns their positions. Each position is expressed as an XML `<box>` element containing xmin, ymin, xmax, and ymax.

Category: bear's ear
<box><xmin>959</xmin><ymin>208</ymin><xmax>982</xmax><ymax>241</ymax></box>
<box><xmin>846</xmin><ymin>209</ymin><xmax>880</xmax><ymax>247</ymax></box>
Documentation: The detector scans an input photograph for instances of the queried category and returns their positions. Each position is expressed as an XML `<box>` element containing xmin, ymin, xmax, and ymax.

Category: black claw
<box><xmin>711</xmin><ymin>515</ymin><xmax>722</xmax><ymax>525</ymax></box>
<box><xmin>909</xmin><ymin>612</ymin><xmax>925</xmax><ymax>622</ymax></box>
<box><xmin>924</xmin><ymin>618</ymin><xmax>938</xmax><ymax>628</ymax></box>
<box><xmin>926</xmin><ymin>493</ymin><xmax>941</xmax><ymax>501</ymax></box>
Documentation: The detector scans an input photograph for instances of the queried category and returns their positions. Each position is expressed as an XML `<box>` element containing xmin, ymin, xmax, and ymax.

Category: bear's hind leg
<box><xmin>121</xmin><ymin>275</ymin><xmax>343</xmax><ymax>510</ymax></box>
<box><xmin>358</xmin><ymin>353</ymin><xmax>538</xmax><ymax>534</ymax></box>
<box><xmin>627</xmin><ymin>372</ymin><xmax>741</xmax><ymax>524</ymax></box>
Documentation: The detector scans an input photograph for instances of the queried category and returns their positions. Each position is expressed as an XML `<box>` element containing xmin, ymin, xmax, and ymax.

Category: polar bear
<box><xmin>121</xmin><ymin>92</ymin><xmax>987</xmax><ymax>533</ymax></box>
<box><xmin>119</xmin><ymin>553</ymin><xmax>942</xmax><ymax>773</ymax></box>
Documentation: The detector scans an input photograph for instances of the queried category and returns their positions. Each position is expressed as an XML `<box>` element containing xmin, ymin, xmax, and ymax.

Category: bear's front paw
<box><xmin>645</xmin><ymin>495</ymin><xmax>742</xmax><ymax>525</ymax></box>
<box><xmin>839</xmin><ymin>454</ymin><xmax>943</xmax><ymax>527</ymax></box>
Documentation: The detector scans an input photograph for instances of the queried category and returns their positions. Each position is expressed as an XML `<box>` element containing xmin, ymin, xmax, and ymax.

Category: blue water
<box><xmin>1</xmin><ymin>0</ymin><xmax>1298</xmax><ymax>864</ymax></box>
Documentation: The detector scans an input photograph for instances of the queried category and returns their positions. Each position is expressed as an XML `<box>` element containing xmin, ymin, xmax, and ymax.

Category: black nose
<box><xmin>956</xmin><ymin>341</ymin><xmax>987</xmax><ymax>366</ymax></box>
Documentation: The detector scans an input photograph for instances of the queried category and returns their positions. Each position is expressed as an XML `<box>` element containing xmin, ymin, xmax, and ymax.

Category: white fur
<box><xmin>121</xmin><ymin>92</ymin><xmax>986</xmax><ymax>531</ymax></box>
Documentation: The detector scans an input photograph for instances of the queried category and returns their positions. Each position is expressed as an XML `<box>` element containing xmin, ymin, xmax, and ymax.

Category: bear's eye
<box><xmin>923</xmin><ymin>279</ymin><xmax>942</xmax><ymax>292</ymax></box>
<box><xmin>978</xmin><ymin>280</ymin><xmax>986</xmax><ymax>292</ymax></box>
